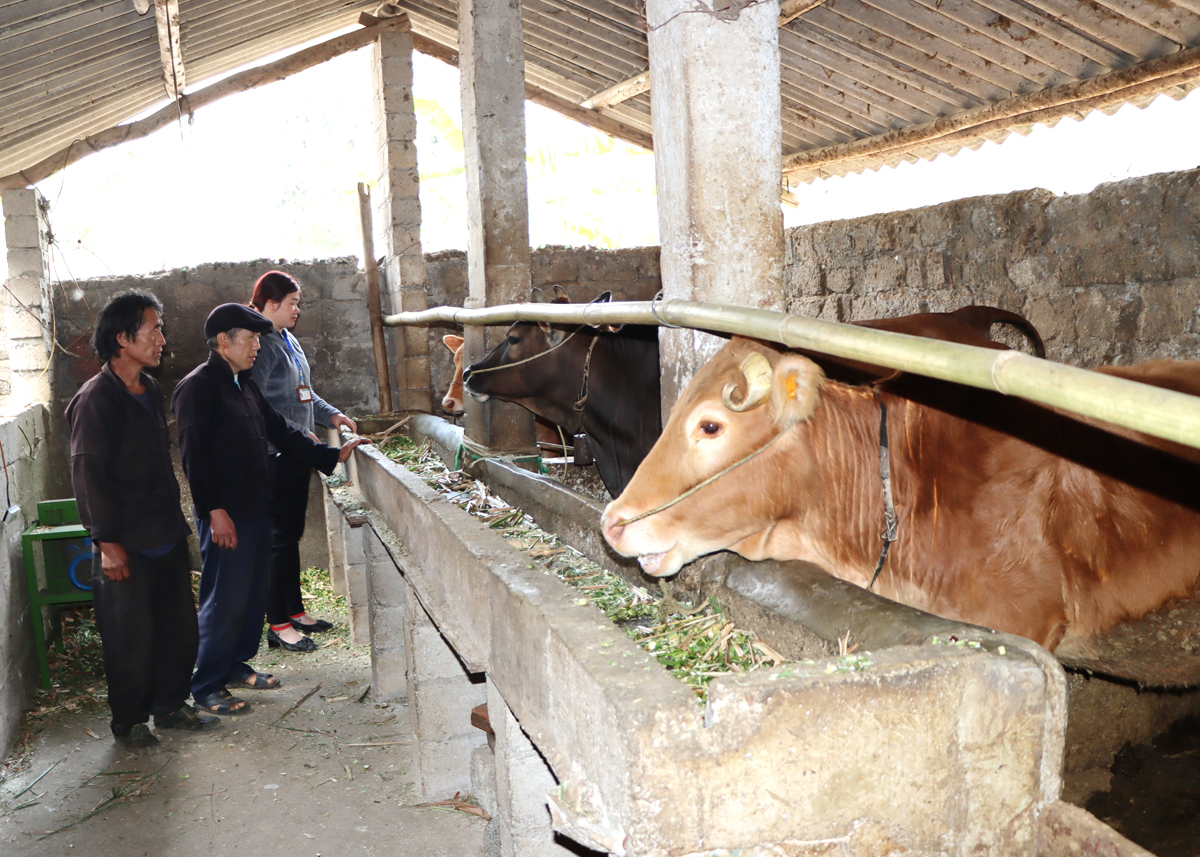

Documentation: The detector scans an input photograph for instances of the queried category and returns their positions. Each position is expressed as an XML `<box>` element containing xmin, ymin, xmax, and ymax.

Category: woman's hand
<box><xmin>331</xmin><ymin>413</ymin><xmax>357</xmax><ymax>433</ymax></box>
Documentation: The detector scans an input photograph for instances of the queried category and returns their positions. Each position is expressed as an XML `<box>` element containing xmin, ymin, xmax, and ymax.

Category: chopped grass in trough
<box><xmin>376</xmin><ymin>436</ymin><xmax>804</xmax><ymax>700</ymax></box>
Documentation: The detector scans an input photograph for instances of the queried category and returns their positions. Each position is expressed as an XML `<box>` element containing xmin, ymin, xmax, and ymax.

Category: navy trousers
<box><xmin>191</xmin><ymin>516</ymin><xmax>271</xmax><ymax>703</ymax></box>
<box><xmin>91</xmin><ymin>541</ymin><xmax>197</xmax><ymax>734</ymax></box>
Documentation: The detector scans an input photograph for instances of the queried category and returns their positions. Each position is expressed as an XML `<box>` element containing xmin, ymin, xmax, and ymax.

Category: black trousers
<box><xmin>265</xmin><ymin>453</ymin><xmax>313</xmax><ymax>626</ymax></box>
<box><xmin>91</xmin><ymin>541</ymin><xmax>198</xmax><ymax>734</ymax></box>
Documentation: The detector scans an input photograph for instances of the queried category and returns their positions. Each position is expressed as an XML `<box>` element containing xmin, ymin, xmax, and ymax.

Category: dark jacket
<box><xmin>171</xmin><ymin>352</ymin><xmax>340</xmax><ymax>523</ymax></box>
<box><xmin>65</xmin><ymin>364</ymin><xmax>191</xmax><ymax>551</ymax></box>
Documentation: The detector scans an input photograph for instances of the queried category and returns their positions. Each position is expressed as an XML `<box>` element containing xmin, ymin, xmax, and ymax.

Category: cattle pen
<box><xmin>303</xmin><ymin>297</ymin><xmax>1200</xmax><ymax>856</ymax></box>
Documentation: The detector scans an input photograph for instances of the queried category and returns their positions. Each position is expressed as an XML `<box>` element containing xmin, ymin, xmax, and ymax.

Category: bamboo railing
<box><xmin>385</xmin><ymin>299</ymin><xmax>1200</xmax><ymax>452</ymax></box>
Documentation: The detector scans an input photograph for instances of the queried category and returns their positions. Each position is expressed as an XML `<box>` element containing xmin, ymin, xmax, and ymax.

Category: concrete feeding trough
<box><xmin>320</xmin><ymin>412</ymin><xmax>1156</xmax><ymax>857</ymax></box>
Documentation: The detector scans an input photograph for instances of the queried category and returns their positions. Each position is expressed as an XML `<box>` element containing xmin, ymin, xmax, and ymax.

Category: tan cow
<box><xmin>601</xmin><ymin>337</ymin><xmax>1200</xmax><ymax>672</ymax></box>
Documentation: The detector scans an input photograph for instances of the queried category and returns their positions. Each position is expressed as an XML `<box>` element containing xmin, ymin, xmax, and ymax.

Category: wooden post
<box><xmin>358</xmin><ymin>182</ymin><xmax>393</xmax><ymax>414</ymax></box>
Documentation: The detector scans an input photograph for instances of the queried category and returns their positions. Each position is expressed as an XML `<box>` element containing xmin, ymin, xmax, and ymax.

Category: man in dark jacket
<box><xmin>66</xmin><ymin>291</ymin><xmax>215</xmax><ymax>754</ymax></box>
<box><xmin>172</xmin><ymin>303</ymin><xmax>368</xmax><ymax>715</ymax></box>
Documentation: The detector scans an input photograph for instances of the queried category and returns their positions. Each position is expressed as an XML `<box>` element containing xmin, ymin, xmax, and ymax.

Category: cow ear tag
<box><xmin>772</xmin><ymin>356</ymin><xmax>824</xmax><ymax>429</ymax></box>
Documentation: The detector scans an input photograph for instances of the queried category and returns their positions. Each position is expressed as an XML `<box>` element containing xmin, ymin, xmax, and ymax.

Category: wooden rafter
<box><xmin>577</xmin><ymin>0</ymin><xmax>832</xmax><ymax>112</ymax></box>
<box><xmin>408</xmin><ymin>33</ymin><xmax>654</xmax><ymax>151</ymax></box>
<box><xmin>153</xmin><ymin>0</ymin><xmax>187</xmax><ymax>101</ymax></box>
<box><xmin>0</xmin><ymin>15</ymin><xmax>412</xmax><ymax>190</ymax></box>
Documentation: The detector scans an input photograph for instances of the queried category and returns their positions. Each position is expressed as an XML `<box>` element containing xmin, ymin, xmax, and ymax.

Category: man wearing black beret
<box><xmin>172</xmin><ymin>303</ymin><xmax>369</xmax><ymax>715</ymax></box>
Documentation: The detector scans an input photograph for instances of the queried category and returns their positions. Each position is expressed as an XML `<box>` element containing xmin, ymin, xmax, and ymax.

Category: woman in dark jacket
<box><xmin>250</xmin><ymin>271</ymin><xmax>357</xmax><ymax>651</ymax></box>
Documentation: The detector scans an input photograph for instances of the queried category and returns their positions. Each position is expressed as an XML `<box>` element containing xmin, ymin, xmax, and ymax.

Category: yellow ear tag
<box><xmin>784</xmin><ymin>372</ymin><xmax>799</xmax><ymax>400</ymax></box>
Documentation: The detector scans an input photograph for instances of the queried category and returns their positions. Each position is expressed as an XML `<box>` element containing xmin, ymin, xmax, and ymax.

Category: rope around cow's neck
<box><xmin>613</xmin><ymin>391</ymin><xmax>901</xmax><ymax>592</ymax></box>
<box><xmin>612</xmin><ymin>429</ymin><xmax>791</xmax><ymax>527</ymax></box>
<box><xmin>466</xmin><ymin>324</ymin><xmax>585</xmax><ymax>377</ymax></box>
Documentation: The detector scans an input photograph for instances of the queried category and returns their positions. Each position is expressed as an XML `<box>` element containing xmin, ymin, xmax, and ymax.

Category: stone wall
<box><xmin>0</xmin><ymin>405</ymin><xmax>56</xmax><ymax>758</ymax></box>
<box><xmin>783</xmin><ymin>168</ymin><xmax>1200</xmax><ymax>367</ymax></box>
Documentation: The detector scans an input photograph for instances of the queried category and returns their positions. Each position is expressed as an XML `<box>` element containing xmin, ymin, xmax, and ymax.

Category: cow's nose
<box><xmin>442</xmin><ymin>396</ymin><xmax>461</xmax><ymax>414</ymax></box>
<box><xmin>600</xmin><ymin>510</ymin><xmax>624</xmax><ymax>545</ymax></box>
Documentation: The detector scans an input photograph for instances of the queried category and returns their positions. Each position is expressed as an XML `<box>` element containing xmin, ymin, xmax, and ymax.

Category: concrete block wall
<box><xmin>0</xmin><ymin>404</ymin><xmax>57</xmax><ymax>758</ymax></box>
<box><xmin>404</xmin><ymin>581</ymin><xmax>487</xmax><ymax>801</ymax></box>
<box><xmin>2</xmin><ymin>189</ymin><xmax>52</xmax><ymax>408</ymax></box>
<box><xmin>363</xmin><ymin>525</ymin><xmax>408</xmax><ymax>702</ymax></box>
<box><xmin>783</xmin><ymin>168</ymin><xmax>1200</xmax><ymax>368</ymax></box>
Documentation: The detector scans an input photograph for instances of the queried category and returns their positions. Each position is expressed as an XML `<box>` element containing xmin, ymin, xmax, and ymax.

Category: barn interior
<box><xmin>2</xmin><ymin>1</ymin><xmax>1200</xmax><ymax>856</ymax></box>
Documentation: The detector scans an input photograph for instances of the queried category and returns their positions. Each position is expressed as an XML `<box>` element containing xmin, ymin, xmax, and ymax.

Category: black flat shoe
<box><xmin>268</xmin><ymin>627</ymin><xmax>317</xmax><ymax>652</ymax></box>
<box><xmin>290</xmin><ymin>617</ymin><xmax>334</xmax><ymax>634</ymax></box>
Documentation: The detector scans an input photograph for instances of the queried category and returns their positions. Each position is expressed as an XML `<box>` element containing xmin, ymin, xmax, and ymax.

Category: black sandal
<box><xmin>195</xmin><ymin>689</ymin><xmax>252</xmax><ymax>715</ymax></box>
<box><xmin>236</xmin><ymin>672</ymin><xmax>282</xmax><ymax>690</ymax></box>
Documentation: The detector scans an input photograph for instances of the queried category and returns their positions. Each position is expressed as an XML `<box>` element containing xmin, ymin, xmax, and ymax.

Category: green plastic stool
<box><xmin>22</xmin><ymin>499</ymin><xmax>94</xmax><ymax>689</ymax></box>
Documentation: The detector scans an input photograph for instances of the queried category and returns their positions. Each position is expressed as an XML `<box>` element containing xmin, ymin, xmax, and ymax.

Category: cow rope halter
<box><xmin>465</xmin><ymin>324</ymin><xmax>600</xmax><ymax>413</ymax></box>
<box><xmin>613</xmin><ymin>387</ymin><xmax>901</xmax><ymax>593</ymax></box>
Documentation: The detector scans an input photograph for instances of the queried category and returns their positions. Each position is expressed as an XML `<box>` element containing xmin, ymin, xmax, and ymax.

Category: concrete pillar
<box><xmin>1</xmin><ymin>188</ymin><xmax>53</xmax><ymax>408</ymax></box>
<box><xmin>459</xmin><ymin>0</ymin><xmax>537</xmax><ymax>456</ymax></box>
<box><xmin>364</xmin><ymin>525</ymin><xmax>408</xmax><ymax>702</ymax></box>
<box><xmin>372</xmin><ymin>29</ymin><xmax>431</xmax><ymax>413</ymax></box>
<box><xmin>487</xmin><ymin>681</ymin><xmax>575</xmax><ymax>857</ymax></box>
<box><xmin>405</xmin><ymin>580</ymin><xmax>487</xmax><ymax>799</ymax></box>
<box><xmin>646</xmin><ymin>0</ymin><xmax>784</xmax><ymax>414</ymax></box>
<box><xmin>333</xmin><ymin>514</ymin><xmax>370</xmax><ymax>646</ymax></box>
<box><xmin>323</xmin><ymin>489</ymin><xmax>348</xmax><ymax>598</ymax></box>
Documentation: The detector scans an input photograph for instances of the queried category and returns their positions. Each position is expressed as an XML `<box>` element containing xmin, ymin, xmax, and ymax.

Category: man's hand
<box><xmin>337</xmin><ymin>436</ymin><xmax>371</xmax><ymax>463</ymax></box>
<box><xmin>209</xmin><ymin>509</ymin><xmax>238</xmax><ymax>550</ymax></box>
<box><xmin>98</xmin><ymin>542</ymin><xmax>131</xmax><ymax>581</ymax></box>
<box><xmin>331</xmin><ymin>413</ymin><xmax>357</xmax><ymax>433</ymax></box>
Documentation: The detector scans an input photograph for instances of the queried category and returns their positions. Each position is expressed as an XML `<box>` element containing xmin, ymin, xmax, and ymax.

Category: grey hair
<box><xmin>207</xmin><ymin>327</ymin><xmax>247</xmax><ymax>350</ymax></box>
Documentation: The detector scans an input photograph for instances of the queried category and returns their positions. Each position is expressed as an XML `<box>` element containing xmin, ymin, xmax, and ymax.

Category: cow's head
<box><xmin>462</xmin><ymin>289</ymin><xmax>610</xmax><ymax>422</ymax></box>
<box><xmin>601</xmin><ymin>337</ymin><xmax>825</xmax><ymax>577</ymax></box>
<box><xmin>441</xmin><ymin>334</ymin><xmax>465</xmax><ymax>414</ymax></box>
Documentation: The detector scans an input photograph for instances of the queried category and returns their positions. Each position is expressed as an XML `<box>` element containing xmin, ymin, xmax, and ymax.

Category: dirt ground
<box><xmin>0</xmin><ymin>612</ymin><xmax>488</xmax><ymax>857</ymax></box>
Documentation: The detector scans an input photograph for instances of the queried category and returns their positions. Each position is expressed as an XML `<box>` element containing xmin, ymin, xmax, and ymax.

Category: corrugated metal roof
<box><xmin>2</xmin><ymin>0</ymin><xmax>1200</xmax><ymax>186</ymax></box>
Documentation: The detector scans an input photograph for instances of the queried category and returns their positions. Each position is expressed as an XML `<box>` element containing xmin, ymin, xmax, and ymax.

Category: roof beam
<box><xmin>0</xmin><ymin>14</ymin><xmax>412</xmax><ymax>189</ymax></box>
<box><xmin>782</xmin><ymin>41</ymin><xmax>1200</xmax><ymax>179</ymax></box>
<box><xmin>407</xmin><ymin>32</ymin><xmax>655</xmax><ymax>151</ymax></box>
<box><xmin>577</xmin><ymin>0</ymin><xmax>832</xmax><ymax>111</ymax></box>
<box><xmin>153</xmin><ymin>0</ymin><xmax>186</xmax><ymax>101</ymax></box>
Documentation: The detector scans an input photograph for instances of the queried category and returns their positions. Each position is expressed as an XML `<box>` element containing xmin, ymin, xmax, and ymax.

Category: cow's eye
<box><xmin>699</xmin><ymin>421</ymin><xmax>722</xmax><ymax>436</ymax></box>
<box><xmin>507</xmin><ymin>335</ymin><xmax>520</xmax><ymax>345</ymax></box>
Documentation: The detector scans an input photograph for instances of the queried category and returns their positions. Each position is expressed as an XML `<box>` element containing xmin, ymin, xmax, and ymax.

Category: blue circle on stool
<box><xmin>66</xmin><ymin>538</ymin><xmax>93</xmax><ymax>591</ymax></box>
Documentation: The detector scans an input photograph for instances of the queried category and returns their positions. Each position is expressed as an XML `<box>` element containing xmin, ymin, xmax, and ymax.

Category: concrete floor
<box><xmin>0</xmin><ymin>635</ymin><xmax>488</xmax><ymax>857</ymax></box>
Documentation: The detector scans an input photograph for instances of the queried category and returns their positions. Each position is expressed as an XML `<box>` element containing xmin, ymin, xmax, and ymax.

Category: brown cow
<box><xmin>601</xmin><ymin>337</ymin><xmax>1200</xmax><ymax>671</ymax></box>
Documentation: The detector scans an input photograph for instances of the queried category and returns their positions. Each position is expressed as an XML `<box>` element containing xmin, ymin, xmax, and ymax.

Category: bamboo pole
<box><xmin>0</xmin><ymin>15</ymin><xmax>412</xmax><ymax>190</ymax></box>
<box><xmin>384</xmin><ymin>299</ymin><xmax>1200</xmax><ymax>453</ymax></box>
<box><xmin>357</xmin><ymin>183</ymin><xmax>392</xmax><ymax>415</ymax></box>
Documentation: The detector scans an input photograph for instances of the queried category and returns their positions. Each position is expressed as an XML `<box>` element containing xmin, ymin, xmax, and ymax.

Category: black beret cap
<box><xmin>204</xmin><ymin>303</ymin><xmax>273</xmax><ymax>338</ymax></box>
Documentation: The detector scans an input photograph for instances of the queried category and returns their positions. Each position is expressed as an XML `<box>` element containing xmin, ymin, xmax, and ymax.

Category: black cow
<box><xmin>464</xmin><ymin>290</ymin><xmax>661</xmax><ymax>498</ymax></box>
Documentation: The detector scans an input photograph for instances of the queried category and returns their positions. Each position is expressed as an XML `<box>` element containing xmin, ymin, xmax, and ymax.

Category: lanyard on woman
<box><xmin>281</xmin><ymin>329</ymin><xmax>314</xmax><ymax>403</ymax></box>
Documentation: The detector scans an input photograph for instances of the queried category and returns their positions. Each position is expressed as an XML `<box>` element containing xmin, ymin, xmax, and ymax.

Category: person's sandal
<box><xmin>195</xmin><ymin>689</ymin><xmax>252</xmax><ymax>715</ymax></box>
<box><xmin>113</xmin><ymin>723</ymin><xmax>160</xmax><ymax>754</ymax></box>
<box><xmin>237</xmin><ymin>672</ymin><xmax>282</xmax><ymax>690</ymax></box>
<box><xmin>154</xmin><ymin>703</ymin><xmax>220</xmax><ymax>730</ymax></box>
<box><xmin>290</xmin><ymin>616</ymin><xmax>334</xmax><ymax>634</ymax></box>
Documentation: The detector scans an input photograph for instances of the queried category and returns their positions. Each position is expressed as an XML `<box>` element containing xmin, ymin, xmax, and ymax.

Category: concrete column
<box><xmin>323</xmin><ymin>489</ymin><xmax>348</xmax><ymax>598</ymax></box>
<box><xmin>372</xmin><ymin>29</ymin><xmax>431</xmax><ymax>414</ymax></box>
<box><xmin>487</xmin><ymin>681</ymin><xmax>574</xmax><ymax>857</ymax></box>
<box><xmin>341</xmin><ymin>518</ymin><xmax>371</xmax><ymax>646</ymax></box>
<box><xmin>646</xmin><ymin>0</ymin><xmax>784</xmax><ymax>415</ymax></box>
<box><xmin>1</xmin><ymin>188</ymin><xmax>53</xmax><ymax>408</ymax></box>
<box><xmin>404</xmin><ymin>580</ymin><xmax>487</xmax><ymax>799</ymax></box>
<box><xmin>459</xmin><ymin>0</ymin><xmax>537</xmax><ymax>455</ymax></box>
<box><xmin>364</xmin><ymin>526</ymin><xmax>408</xmax><ymax>702</ymax></box>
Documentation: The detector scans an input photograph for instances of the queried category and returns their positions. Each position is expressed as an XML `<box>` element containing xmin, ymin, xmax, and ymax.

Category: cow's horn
<box><xmin>722</xmin><ymin>352</ymin><xmax>774</xmax><ymax>412</ymax></box>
